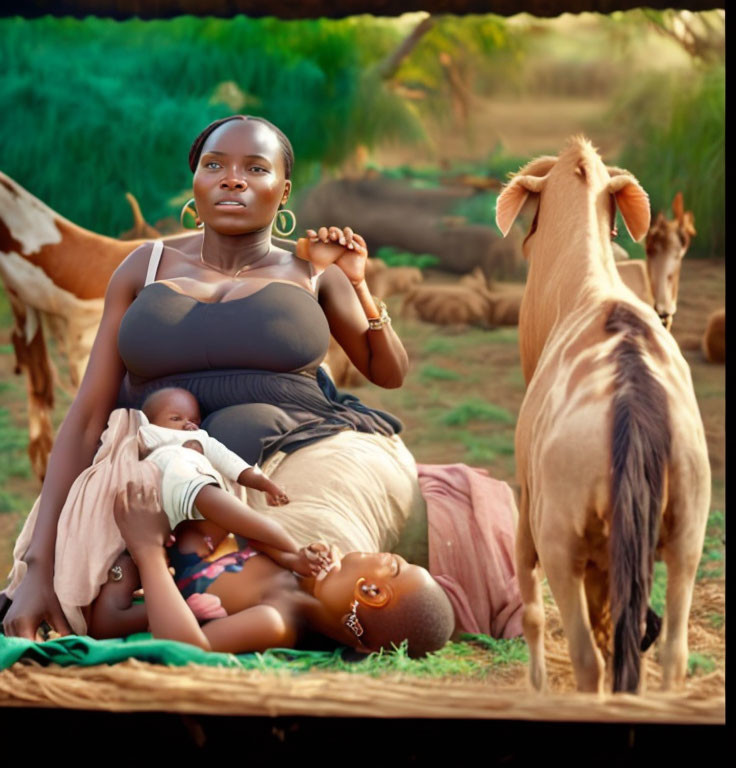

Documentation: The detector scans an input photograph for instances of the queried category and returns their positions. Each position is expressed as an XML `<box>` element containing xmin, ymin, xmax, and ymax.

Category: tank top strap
<box><xmin>308</xmin><ymin>260</ymin><xmax>318</xmax><ymax>293</ymax></box>
<box><xmin>144</xmin><ymin>240</ymin><xmax>164</xmax><ymax>286</ymax></box>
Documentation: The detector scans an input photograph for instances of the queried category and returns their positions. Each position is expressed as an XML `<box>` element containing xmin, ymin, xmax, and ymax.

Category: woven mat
<box><xmin>0</xmin><ymin>659</ymin><xmax>724</xmax><ymax>723</ymax></box>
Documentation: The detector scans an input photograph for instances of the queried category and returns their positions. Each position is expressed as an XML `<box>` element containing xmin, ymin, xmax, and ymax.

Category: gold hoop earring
<box><xmin>272</xmin><ymin>208</ymin><xmax>296</xmax><ymax>237</ymax></box>
<box><xmin>180</xmin><ymin>197</ymin><xmax>204</xmax><ymax>230</ymax></box>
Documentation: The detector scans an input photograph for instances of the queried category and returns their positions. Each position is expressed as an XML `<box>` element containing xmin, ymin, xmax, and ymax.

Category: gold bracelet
<box><xmin>367</xmin><ymin>299</ymin><xmax>391</xmax><ymax>330</ymax></box>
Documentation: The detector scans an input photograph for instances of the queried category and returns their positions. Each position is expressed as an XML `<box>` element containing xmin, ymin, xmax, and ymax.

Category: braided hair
<box><xmin>188</xmin><ymin>115</ymin><xmax>294</xmax><ymax>180</ymax></box>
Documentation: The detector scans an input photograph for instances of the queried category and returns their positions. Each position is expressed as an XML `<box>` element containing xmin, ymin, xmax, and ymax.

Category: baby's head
<box><xmin>142</xmin><ymin>388</ymin><xmax>202</xmax><ymax>431</ymax></box>
<box><xmin>315</xmin><ymin>552</ymin><xmax>455</xmax><ymax>658</ymax></box>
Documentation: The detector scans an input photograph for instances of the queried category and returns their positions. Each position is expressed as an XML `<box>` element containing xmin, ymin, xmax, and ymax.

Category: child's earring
<box><xmin>344</xmin><ymin>600</ymin><xmax>364</xmax><ymax>638</ymax></box>
<box><xmin>354</xmin><ymin>577</ymin><xmax>390</xmax><ymax>607</ymax></box>
<box><xmin>360</xmin><ymin>582</ymin><xmax>380</xmax><ymax>598</ymax></box>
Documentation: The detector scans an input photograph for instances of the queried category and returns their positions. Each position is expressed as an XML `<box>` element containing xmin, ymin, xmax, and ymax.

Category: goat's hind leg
<box><xmin>659</xmin><ymin>468</ymin><xmax>710</xmax><ymax>691</ymax></box>
<box><xmin>543</xmin><ymin>546</ymin><xmax>605</xmax><ymax>694</ymax></box>
<box><xmin>660</xmin><ymin>534</ymin><xmax>704</xmax><ymax>690</ymax></box>
<box><xmin>516</xmin><ymin>491</ymin><xmax>546</xmax><ymax>691</ymax></box>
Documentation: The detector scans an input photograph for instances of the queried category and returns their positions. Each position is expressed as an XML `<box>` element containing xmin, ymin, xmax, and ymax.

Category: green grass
<box><xmin>440</xmin><ymin>399</ymin><xmax>515</xmax><ymax>427</ymax></box>
<box><xmin>488</xmin><ymin>328</ymin><xmax>519</xmax><ymax>345</ymax></box>
<box><xmin>419</xmin><ymin>364</ymin><xmax>462</xmax><ymax>382</ymax></box>
<box><xmin>422</xmin><ymin>337</ymin><xmax>456</xmax><ymax>355</ymax></box>
<box><xmin>697</xmin><ymin>508</ymin><xmax>725</xmax><ymax>580</ymax></box>
<box><xmin>457</xmin><ymin>430</ymin><xmax>515</xmax><ymax>464</ymax></box>
<box><xmin>687</xmin><ymin>652</ymin><xmax>716</xmax><ymax>677</ymax></box>
<box><xmin>650</xmin><ymin>561</ymin><xmax>667</xmax><ymax>614</ymax></box>
<box><xmin>216</xmin><ymin>634</ymin><xmax>528</xmax><ymax>679</ymax></box>
<box><xmin>0</xmin><ymin>406</ymin><xmax>32</xmax><ymax>513</ymax></box>
<box><xmin>707</xmin><ymin>613</ymin><xmax>725</xmax><ymax>630</ymax></box>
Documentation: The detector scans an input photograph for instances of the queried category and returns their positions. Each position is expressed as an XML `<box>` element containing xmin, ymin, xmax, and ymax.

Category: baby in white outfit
<box><xmin>138</xmin><ymin>387</ymin><xmax>289</xmax><ymax>536</ymax></box>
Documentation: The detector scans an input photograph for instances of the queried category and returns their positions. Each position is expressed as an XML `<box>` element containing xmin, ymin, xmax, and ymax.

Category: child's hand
<box><xmin>238</xmin><ymin>466</ymin><xmax>289</xmax><ymax>506</ymax></box>
<box><xmin>113</xmin><ymin>482</ymin><xmax>171</xmax><ymax>560</ymax></box>
<box><xmin>303</xmin><ymin>542</ymin><xmax>342</xmax><ymax>580</ymax></box>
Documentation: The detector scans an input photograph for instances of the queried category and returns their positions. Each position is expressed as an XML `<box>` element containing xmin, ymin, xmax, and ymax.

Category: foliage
<box><xmin>393</xmin><ymin>15</ymin><xmax>518</xmax><ymax>109</ymax></box>
<box><xmin>612</xmin><ymin>64</ymin><xmax>724</xmax><ymax>258</ymax></box>
<box><xmin>0</xmin><ymin>15</ymin><xmax>424</xmax><ymax>236</ymax></box>
<box><xmin>374</xmin><ymin>247</ymin><xmax>439</xmax><ymax>270</ymax></box>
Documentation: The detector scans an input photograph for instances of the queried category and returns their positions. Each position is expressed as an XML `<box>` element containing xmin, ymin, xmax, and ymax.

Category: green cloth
<box><xmin>0</xmin><ymin>633</ymin><xmax>347</xmax><ymax>672</ymax></box>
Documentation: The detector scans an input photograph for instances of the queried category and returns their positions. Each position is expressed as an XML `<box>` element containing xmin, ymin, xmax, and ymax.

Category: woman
<box><xmin>3</xmin><ymin>114</ymin><xmax>426</xmax><ymax>639</ymax></box>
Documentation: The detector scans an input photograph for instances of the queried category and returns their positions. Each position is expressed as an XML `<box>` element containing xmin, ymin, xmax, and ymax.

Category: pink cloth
<box><xmin>4</xmin><ymin>409</ymin><xmax>160</xmax><ymax>635</ymax></box>
<box><xmin>418</xmin><ymin>463</ymin><xmax>523</xmax><ymax>639</ymax></box>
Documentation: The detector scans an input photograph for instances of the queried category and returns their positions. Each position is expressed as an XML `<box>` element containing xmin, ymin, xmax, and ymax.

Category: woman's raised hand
<box><xmin>297</xmin><ymin>226</ymin><xmax>368</xmax><ymax>286</ymax></box>
<box><xmin>113</xmin><ymin>482</ymin><xmax>171</xmax><ymax>562</ymax></box>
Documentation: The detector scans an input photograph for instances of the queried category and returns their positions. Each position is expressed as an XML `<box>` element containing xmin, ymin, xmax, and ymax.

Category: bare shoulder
<box><xmin>110</xmin><ymin>241</ymin><xmax>156</xmax><ymax>290</ymax></box>
<box><xmin>316</xmin><ymin>262</ymin><xmax>350</xmax><ymax>296</ymax></box>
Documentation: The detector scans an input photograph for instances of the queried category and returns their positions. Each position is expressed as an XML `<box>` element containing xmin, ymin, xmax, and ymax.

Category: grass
<box><xmin>650</xmin><ymin>561</ymin><xmax>667</xmax><ymax>615</ymax></box>
<box><xmin>440</xmin><ymin>399</ymin><xmax>515</xmax><ymax>427</ymax></box>
<box><xmin>487</xmin><ymin>328</ymin><xmax>519</xmax><ymax>345</ymax></box>
<box><xmin>422</xmin><ymin>337</ymin><xmax>456</xmax><ymax>355</ymax></box>
<box><xmin>707</xmin><ymin>613</ymin><xmax>725</xmax><ymax>630</ymax></box>
<box><xmin>0</xmin><ymin>407</ymin><xmax>32</xmax><ymax>513</ymax></box>
<box><xmin>209</xmin><ymin>634</ymin><xmax>528</xmax><ymax>679</ymax></box>
<box><xmin>687</xmin><ymin>652</ymin><xmax>716</xmax><ymax>677</ymax></box>
<box><xmin>457</xmin><ymin>430</ymin><xmax>515</xmax><ymax>464</ymax></box>
<box><xmin>697</xmin><ymin>508</ymin><xmax>725</xmax><ymax>580</ymax></box>
<box><xmin>419</xmin><ymin>364</ymin><xmax>462</xmax><ymax>382</ymax></box>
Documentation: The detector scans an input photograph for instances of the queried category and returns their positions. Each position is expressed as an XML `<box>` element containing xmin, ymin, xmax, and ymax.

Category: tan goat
<box><xmin>496</xmin><ymin>137</ymin><xmax>710</xmax><ymax>694</ymax></box>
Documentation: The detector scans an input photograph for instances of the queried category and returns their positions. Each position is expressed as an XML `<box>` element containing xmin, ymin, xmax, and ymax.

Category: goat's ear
<box><xmin>682</xmin><ymin>210</ymin><xmax>697</xmax><ymax>237</ymax></box>
<box><xmin>608</xmin><ymin>172</ymin><xmax>650</xmax><ymax>242</ymax></box>
<box><xmin>496</xmin><ymin>173</ymin><xmax>548</xmax><ymax>237</ymax></box>
<box><xmin>672</xmin><ymin>191</ymin><xmax>684</xmax><ymax>220</ymax></box>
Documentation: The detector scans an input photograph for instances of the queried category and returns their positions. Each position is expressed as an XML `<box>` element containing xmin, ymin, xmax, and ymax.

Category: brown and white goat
<box><xmin>496</xmin><ymin>137</ymin><xmax>710</xmax><ymax>694</ymax></box>
<box><xmin>614</xmin><ymin>193</ymin><xmax>696</xmax><ymax>331</ymax></box>
<box><xmin>645</xmin><ymin>192</ymin><xmax>696</xmax><ymax>330</ymax></box>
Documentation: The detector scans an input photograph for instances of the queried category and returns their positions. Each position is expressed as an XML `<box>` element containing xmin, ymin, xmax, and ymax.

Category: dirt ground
<box><xmin>0</xmin><ymin>255</ymin><xmax>724</xmax><ymax>702</ymax></box>
<box><xmin>353</xmin><ymin>256</ymin><xmax>725</xmax><ymax>696</ymax></box>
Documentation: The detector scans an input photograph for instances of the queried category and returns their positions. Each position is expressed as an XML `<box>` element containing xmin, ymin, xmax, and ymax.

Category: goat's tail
<box><xmin>606</xmin><ymin>304</ymin><xmax>671</xmax><ymax>693</ymax></box>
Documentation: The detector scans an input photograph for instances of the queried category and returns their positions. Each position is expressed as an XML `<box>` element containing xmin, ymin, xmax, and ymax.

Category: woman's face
<box><xmin>192</xmin><ymin>119</ymin><xmax>291</xmax><ymax>236</ymax></box>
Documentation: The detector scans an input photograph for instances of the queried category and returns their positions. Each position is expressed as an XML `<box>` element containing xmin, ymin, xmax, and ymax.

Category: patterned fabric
<box><xmin>168</xmin><ymin>545</ymin><xmax>260</xmax><ymax>601</ymax></box>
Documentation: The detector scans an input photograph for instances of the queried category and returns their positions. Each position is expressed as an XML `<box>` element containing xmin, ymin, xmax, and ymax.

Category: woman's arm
<box><xmin>2</xmin><ymin>246</ymin><xmax>150</xmax><ymax>639</ymax></box>
<box><xmin>87</xmin><ymin>553</ymin><xmax>148</xmax><ymax>639</ymax></box>
<box><xmin>308</xmin><ymin>228</ymin><xmax>410</xmax><ymax>388</ymax></box>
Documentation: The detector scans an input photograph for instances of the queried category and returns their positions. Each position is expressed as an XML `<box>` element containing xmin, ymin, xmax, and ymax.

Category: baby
<box><xmin>139</xmin><ymin>386</ymin><xmax>287</xmax><ymax>520</ymax></box>
<box><xmin>92</xmin><ymin>482</ymin><xmax>456</xmax><ymax>659</ymax></box>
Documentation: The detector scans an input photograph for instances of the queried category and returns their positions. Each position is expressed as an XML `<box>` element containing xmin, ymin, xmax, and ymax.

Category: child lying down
<box><xmin>90</xmin><ymin>482</ymin><xmax>455</xmax><ymax>658</ymax></box>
